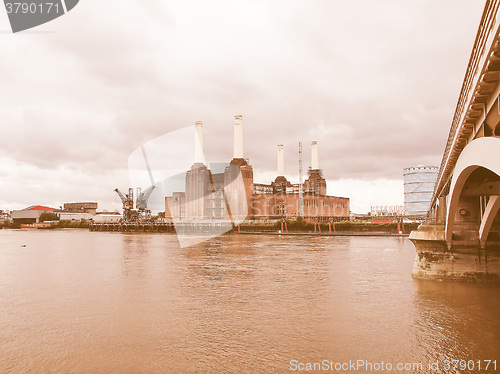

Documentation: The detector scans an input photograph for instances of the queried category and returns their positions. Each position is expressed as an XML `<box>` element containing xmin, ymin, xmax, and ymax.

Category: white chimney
<box><xmin>194</xmin><ymin>121</ymin><xmax>204</xmax><ymax>164</ymax></box>
<box><xmin>311</xmin><ymin>140</ymin><xmax>319</xmax><ymax>170</ymax></box>
<box><xmin>233</xmin><ymin>114</ymin><xmax>243</xmax><ymax>159</ymax></box>
<box><xmin>277</xmin><ymin>144</ymin><xmax>285</xmax><ymax>176</ymax></box>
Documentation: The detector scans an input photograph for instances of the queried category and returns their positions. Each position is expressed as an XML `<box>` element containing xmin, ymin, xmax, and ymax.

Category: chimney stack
<box><xmin>194</xmin><ymin>121</ymin><xmax>204</xmax><ymax>164</ymax></box>
<box><xmin>311</xmin><ymin>140</ymin><xmax>319</xmax><ymax>170</ymax></box>
<box><xmin>277</xmin><ymin>144</ymin><xmax>285</xmax><ymax>176</ymax></box>
<box><xmin>233</xmin><ymin>114</ymin><xmax>243</xmax><ymax>159</ymax></box>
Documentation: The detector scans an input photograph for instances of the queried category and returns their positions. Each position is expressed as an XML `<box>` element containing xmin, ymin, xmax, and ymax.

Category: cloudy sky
<box><xmin>0</xmin><ymin>0</ymin><xmax>486</xmax><ymax>213</ymax></box>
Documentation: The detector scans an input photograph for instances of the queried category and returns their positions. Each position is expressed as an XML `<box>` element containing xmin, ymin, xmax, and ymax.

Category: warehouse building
<box><xmin>11</xmin><ymin>205</ymin><xmax>59</xmax><ymax>224</ymax></box>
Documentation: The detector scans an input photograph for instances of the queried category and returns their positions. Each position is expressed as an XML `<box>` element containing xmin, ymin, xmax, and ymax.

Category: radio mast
<box><xmin>299</xmin><ymin>142</ymin><xmax>304</xmax><ymax>217</ymax></box>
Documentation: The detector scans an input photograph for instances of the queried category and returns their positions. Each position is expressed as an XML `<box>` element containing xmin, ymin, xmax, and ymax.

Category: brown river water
<box><xmin>0</xmin><ymin>230</ymin><xmax>499</xmax><ymax>373</ymax></box>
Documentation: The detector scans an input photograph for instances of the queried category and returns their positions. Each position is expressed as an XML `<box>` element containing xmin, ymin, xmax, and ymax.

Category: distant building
<box><xmin>58</xmin><ymin>212</ymin><xmax>94</xmax><ymax>221</ymax></box>
<box><xmin>403</xmin><ymin>166</ymin><xmax>438</xmax><ymax>217</ymax></box>
<box><xmin>92</xmin><ymin>213</ymin><xmax>122</xmax><ymax>223</ymax></box>
<box><xmin>63</xmin><ymin>202</ymin><xmax>98</xmax><ymax>215</ymax></box>
<box><xmin>11</xmin><ymin>205</ymin><xmax>58</xmax><ymax>224</ymax></box>
<box><xmin>371</xmin><ymin>206</ymin><xmax>406</xmax><ymax>217</ymax></box>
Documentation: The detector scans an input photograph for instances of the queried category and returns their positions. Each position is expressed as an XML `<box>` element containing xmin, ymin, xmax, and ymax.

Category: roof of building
<box><xmin>64</xmin><ymin>202</ymin><xmax>98</xmax><ymax>206</ymax></box>
<box><xmin>24</xmin><ymin>205</ymin><xmax>58</xmax><ymax>211</ymax></box>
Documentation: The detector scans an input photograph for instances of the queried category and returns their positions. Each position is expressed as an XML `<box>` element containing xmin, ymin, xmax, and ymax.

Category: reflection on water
<box><xmin>413</xmin><ymin>279</ymin><xmax>500</xmax><ymax>369</ymax></box>
<box><xmin>0</xmin><ymin>230</ymin><xmax>498</xmax><ymax>373</ymax></box>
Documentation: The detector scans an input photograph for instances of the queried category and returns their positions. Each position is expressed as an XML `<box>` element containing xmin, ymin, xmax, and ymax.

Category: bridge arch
<box><xmin>446</xmin><ymin>137</ymin><xmax>500</xmax><ymax>247</ymax></box>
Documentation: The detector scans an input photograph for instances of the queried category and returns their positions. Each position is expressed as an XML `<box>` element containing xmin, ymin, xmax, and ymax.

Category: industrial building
<box><xmin>403</xmin><ymin>165</ymin><xmax>438</xmax><ymax>217</ymax></box>
<box><xmin>10</xmin><ymin>203</ymin><xmax>121</xmax><ymax>225</ymax></box>
<box><xmin>165</xmin><ymin>115</ymin><xmax>350</xmax><ymax>222</ymax></box>
<box><xmin>63</xmin><ymin>202</ymin><xmax>98</xmax><ymax>215</ymax></box>
<box><xmin>58</xmin><ymin>212</ymin><xmax>95</xmax><ymax>221</ymax></box>
<box><xmin>11</xmin><ymin>205</ymin><xmax>58</xmax><ymax>224</ymax></box>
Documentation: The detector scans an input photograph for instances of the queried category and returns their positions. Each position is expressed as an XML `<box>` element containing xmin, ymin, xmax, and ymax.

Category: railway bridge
<box><xmin>410</xmin><ymin>0</ymin><xmax>500</xmax><ymax>282</ymax></box>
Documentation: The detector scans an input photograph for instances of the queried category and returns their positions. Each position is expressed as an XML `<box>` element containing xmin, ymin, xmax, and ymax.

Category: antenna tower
<box><xmin>299</xmin><ymin>142</ymin><xmax>304</xmax><ymax>217</ymax></box>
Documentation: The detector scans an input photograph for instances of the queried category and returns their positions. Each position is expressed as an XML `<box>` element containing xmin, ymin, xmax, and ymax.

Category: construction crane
<box><xmin>114</xmin><ymin>188</ymin><xmax>134</xmax><ymax>221</ymax></box>
<box><xmin>298</xmin><ymin>142</ymin><xmax>304</xmax><ymax>217</ymax></box>
<box><xmin>136</xmin><ymin>185</ymin><xmax>156</xmax><ymax>212</ymax></box>
<box><xmin>134</xmin><ymin>144</ymin><xmax>157</xmax><ymax>220</ymax></box>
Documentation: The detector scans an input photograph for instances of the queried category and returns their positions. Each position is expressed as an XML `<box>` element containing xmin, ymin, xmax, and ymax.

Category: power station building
<box><xmin>251</xmin><ymin>141</ymin><xmax>349</xmax><ymax>220</ymax></box>
<box><xmin>165</xmin><ymin>115</ymin><xmax>350</xmax><ymax>222</ymax></box>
